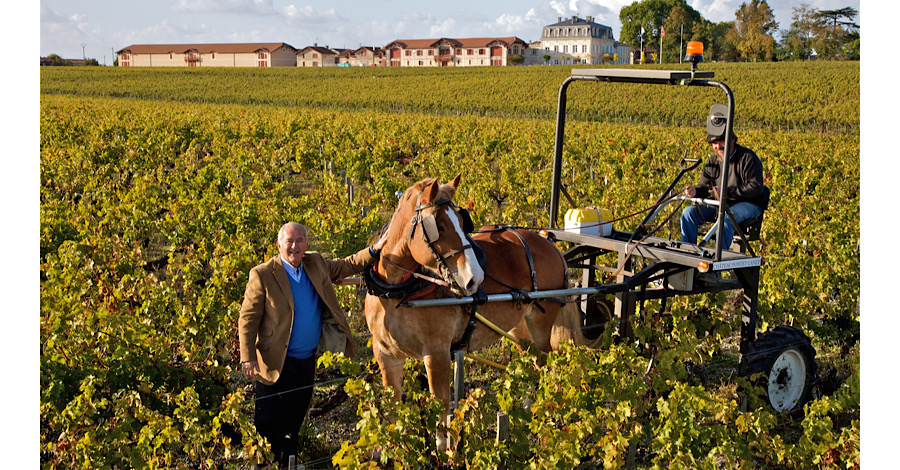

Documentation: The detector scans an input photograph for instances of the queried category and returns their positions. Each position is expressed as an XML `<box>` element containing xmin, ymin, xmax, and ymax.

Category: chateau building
<box><xmin>296</xmin><ymin>45</ymin><xmax>340</xmax><ymax>67</ymax></box>
<box><xmin>116</xmin><ymin>43</ymin><xmax>297</xmax><ymax>67</ymax></box>
<box><xmin>341</xmin><ymin>46</ymin><xmax>385</xmax><ymax>67</ymax></box>
<box><xmin>114</xmin><ymin>18</ymin><xmax>632</xmax><ymax>68</ymax></box>
<box><xmin>383</xmin><ymin>37</ymin><xmax>528</xmax><ymax>67</ymax></box>
<box><xmin>539</xmin><ymin>16</ymin><xmax>631</xmax><ymax>65</ymax></box>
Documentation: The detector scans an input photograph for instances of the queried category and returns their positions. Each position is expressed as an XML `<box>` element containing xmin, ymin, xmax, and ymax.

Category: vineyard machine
<box><xmin>539</xmin><ymin>61</ymin><xmax>818</xmax><ymax>414</ymax></box>
<box><xmin>407</xmin><ymin>48</ymin><xmax>818</xmax><ymax>413</ymax></box>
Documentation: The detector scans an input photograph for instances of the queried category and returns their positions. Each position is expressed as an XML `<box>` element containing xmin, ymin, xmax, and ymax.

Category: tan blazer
<box><xmin>238</xmin><ymin>247</ymin><xmax>374</xmax><ymax>385</ymax></box>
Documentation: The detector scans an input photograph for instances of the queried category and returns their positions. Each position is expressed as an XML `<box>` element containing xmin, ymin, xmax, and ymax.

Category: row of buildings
<box><xmin>115</xmin><ymin>16</ymin><xmax>633</xmax><ymax>68</ymax></box>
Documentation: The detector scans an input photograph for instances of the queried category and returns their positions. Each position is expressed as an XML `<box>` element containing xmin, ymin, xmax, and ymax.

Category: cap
<box><xmin>705</xmin><ymin>103</ymin><xmax>736</xmax><ymax>143</ymax></box>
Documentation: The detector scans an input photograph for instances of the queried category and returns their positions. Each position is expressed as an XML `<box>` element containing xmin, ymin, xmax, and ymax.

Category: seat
<box><xmin>731</xmin><ymin>214</ymin><xmax>764</xmax><ymax>253</ymax></box>
<box><xmin>699</xmin><ymin>213</ymin><xmax>764</xmax><ymax>253</ymax></box>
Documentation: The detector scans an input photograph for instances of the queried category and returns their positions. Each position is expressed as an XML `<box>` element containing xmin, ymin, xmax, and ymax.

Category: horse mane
<box><xmin>407</xmin><ymin>178</ymin><xmax>457</xmax><ymax>202</ymax></box>
<box><xmin>382</xmin><ymin>178</ymin><xmax>458</xmax><ymax>244</ymax></box>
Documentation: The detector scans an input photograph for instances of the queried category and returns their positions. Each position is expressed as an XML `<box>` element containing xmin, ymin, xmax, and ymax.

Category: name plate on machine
<box><xmin>711</xmin><ymin>257</ymin><xmax>763</xmax><ymax>271</ymax></box>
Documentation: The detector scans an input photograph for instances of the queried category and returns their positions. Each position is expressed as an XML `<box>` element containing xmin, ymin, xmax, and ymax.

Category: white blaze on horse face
<box><xmin>443</xmin><ymin>206</ymin><xmax>484</xmax><ymax>295</ymax></box>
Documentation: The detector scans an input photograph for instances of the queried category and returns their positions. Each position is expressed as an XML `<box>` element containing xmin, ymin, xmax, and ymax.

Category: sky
<box><xmin>39</xmin><ymin>0</ymin><xmax>862</xmax><ymax>63</ymax></box>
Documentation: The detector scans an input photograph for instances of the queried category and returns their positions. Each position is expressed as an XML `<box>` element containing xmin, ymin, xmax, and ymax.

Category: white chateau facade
<box><xmin>535</xmin><ymin>16</ymin><xmax>631</xmax><ymax>65</ymax></box>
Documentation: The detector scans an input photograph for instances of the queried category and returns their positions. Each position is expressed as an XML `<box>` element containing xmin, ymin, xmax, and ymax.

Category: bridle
<box><xmin>406</xmin><ymin>192</ymin><xmax>475</xmax><ymax>290</ymax></box>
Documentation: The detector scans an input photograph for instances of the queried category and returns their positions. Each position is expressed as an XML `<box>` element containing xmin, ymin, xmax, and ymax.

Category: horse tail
<box><xmin>550</xmin><ymin>300</ymin><xmax>606</xmax><ymax>350</ymax></box>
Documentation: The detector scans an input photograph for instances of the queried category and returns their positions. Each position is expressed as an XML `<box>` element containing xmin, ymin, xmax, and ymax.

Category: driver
<box><xmin>680</xmin><ymin>105</ymin><xmax>769</xmax><ymax>247</ymax></box>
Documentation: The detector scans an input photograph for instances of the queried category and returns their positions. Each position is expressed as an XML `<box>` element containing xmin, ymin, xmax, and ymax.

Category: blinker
<box><xmin>422</xmin><ymin>213</ymin><xmax>440</xmax><ymax>241</ymax></box>
<box><xmin>458</xmin><ymin>208</ymin><xmax>475</xmax><ymax>234</ymax></box>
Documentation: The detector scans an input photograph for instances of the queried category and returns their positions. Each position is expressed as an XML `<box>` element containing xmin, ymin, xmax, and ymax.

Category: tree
<box><xmin>818</xmin><ymin>7</ymin><xmax>859</xmax><ymax>30</ymax></box>
<box><xmin>781</xmin><ymin>3</ymin><xmax>819</xmax><ymax>60</ymax></box>
<box><xmin>692</xmin><ymin>19</ymin><xmax>735</xmax><ymax>62</ymax></box>
<box><xmin>45</xmin><ymin>54</ymin><xmax>73</xmax><ymax>66</ymax></box>
<box><xmin>815</xmin><ymin>7</ymin><xmax>859</xmax><ymax>60</ymax></box>
<box><xmin>507</xmin><ymin>54</ymin><xmax>524</xmax><ymax>66</ymax></box>
<box><xmin>620</xmin><ymin>0</ymin><xmax>705</xmax><ymax>63</ymax></box>
<box><xmin>780</xmin><ymin>5</ymin><xmax>860</xmax><ymax>61</ymax></box>
<box><xmin>661</xmin><ymin>4</ymin><xmax>702</xmax><ymax>63</ymax></box>
<box><xmin>542</xmin><ymin>53</ymin><xmax>551</xmax><ymax>65</ymax></box>
<box><xmin>726</xmin><ymin>0</ymin><xmax>778</xmax><ymax>61</ymax></box>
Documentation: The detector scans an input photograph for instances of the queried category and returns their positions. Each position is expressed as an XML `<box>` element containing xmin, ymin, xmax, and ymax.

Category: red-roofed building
<box><xmin>342</xmin><ymin>46</ymin><xmax>384</xmax><ymax>67</ymax></box>
<box><xmin>115</xmin><ymin>43</ymin><xmax>297</xmax><ymax>67</ymax></box>
<box><xmin>296</xmin><ymin>45</ymin><xmax>340</xmax><ymax>67</ymax></box>
<box><xmin>383</xmin><ymin>37</ymin><xmax>528</xmax><ymax>67</ymax></box>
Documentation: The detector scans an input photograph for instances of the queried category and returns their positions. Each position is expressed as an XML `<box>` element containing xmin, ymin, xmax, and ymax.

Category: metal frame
<box><xmin>402</xmin><ymin>68</ymin><xmax>764</xmax><ymax>353</ymax></box>
<box><xmin>544</xmin><ymin>68</ymin><xmax>761</xmax><ymax>352</ymax></box>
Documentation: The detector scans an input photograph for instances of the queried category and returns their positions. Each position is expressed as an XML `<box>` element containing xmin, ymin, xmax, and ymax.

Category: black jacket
<box><xmin>692</xmin><ymin>144</ymin><xmax>770</xmax><ymax>210</ymax></box>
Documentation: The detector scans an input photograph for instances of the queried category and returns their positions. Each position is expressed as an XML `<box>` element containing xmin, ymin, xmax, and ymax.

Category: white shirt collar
<box><xmin>280</xmin><ymin>257</ymin><xmax>304</xmax><ymax>282</ymax></box>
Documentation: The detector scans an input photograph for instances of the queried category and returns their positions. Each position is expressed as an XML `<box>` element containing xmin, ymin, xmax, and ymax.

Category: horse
<box><xmin>363</xmin><ymin>175</ymin><xmax>569</xmax><ymax>449</ymax></box>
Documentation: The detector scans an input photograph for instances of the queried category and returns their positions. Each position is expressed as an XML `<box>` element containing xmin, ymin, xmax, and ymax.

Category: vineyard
<box><xmin>40</xmin><ymin>62</ymin><xmax>859</xmax><ymax>468</ymax></box>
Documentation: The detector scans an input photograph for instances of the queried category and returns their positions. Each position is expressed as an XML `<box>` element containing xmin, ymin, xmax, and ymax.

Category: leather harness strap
<box><xmin>506</xmin><ymin>228</ymin><xmax>538</xmax><ymax>293</ymax></box>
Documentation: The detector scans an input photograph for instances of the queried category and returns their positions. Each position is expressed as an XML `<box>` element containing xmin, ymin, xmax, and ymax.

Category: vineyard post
<box><xmin>452</xmin><ymin>349</ymin><xmax>465</xmax><ymax>406</ymax></box>
<box><xmin>495</xmin><ymin>412</ymin><xmax>509</xmax><ymax>470</ymax></box>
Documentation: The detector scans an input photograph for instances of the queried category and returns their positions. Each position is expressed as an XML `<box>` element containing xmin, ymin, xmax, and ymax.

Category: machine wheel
<box><xmin>581</xmin><ymin>295</ymin><xmax>614</xmax><ymax>341</ymax></box>
<box><xmin>738</xmin><ymin>325</ymin><xmax>817</xmax><ymax>413</ymax></box>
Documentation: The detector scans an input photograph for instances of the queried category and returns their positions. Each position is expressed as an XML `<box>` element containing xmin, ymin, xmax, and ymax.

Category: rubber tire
<box><xmin>738</xmin><ymin>325</ymin><xmax>817</xmax><ymax>413</ymax></box>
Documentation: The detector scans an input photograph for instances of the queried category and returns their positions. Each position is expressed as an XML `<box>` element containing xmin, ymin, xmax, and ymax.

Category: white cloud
<box><xmin>173</xmin><ymin>0</ymin><xmax>275</xmax><ymax>15</ymax></box>
<box><xmin>430</xmin><ymin>18</ymin><xmax>457</xmax><ymax>37</ymax></box>
<box><xmin>40</xmin><ymin>2</ymin><xmax>104</xmax><ymax>57</ymax></box>
<box><xmin>282</xmin><ymin>4</ymin><xmax>344</xmax><ymax>24</ymax></box>
<box><xmin>690</xmin><ymin>0</ymin><xmax>739</xmax><ymax>23</ymax></box>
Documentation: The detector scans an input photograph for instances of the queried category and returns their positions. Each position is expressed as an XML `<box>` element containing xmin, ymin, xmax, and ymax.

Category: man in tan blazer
<box><xmin>238</xmin><ymin>222</ymin><xmax>384</xmax><ymax>468</ymax></box>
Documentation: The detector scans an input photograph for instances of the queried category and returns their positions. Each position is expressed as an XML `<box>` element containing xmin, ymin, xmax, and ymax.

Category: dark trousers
<box><xmin>254</xmin><ymin>355</ymin><xmax>316</xmax><ymax>465</ymax></box>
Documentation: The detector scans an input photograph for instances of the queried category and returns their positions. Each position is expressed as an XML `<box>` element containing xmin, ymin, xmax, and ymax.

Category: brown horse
<box><xmin>364</xmin><ymin>175</ymin><xmax>569</xmax><ymax>448</ymax></box>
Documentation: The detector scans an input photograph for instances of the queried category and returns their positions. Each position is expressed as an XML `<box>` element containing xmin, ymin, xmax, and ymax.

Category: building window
<box><xmin>405</xmin><ymin>50</ymin><xmax>411</xmax><ymax>56</ymax></box>
<box><xmin>417</xmin><ymin>50</ymin><xmax>422</xmax><ymax>56</ymax></box>
<box><xmin>212</xmin><ymin>52</ymin><xmax>216</xmax><ymax>59</ymax></box>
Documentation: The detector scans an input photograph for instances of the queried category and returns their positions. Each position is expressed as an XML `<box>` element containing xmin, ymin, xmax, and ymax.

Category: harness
<box><xmin>407</xmin><ymin>194</ymin><xmax>474</xmax><ymax>285</ymax></box>
<box><xmin>363</xmin><ymin>260</ymin><xmax>441</xmax><ymax>301</ymax></box>
<box><xmin>363</xmin><ymin>198</ymin><xmax>556</xmax><ymax>354</ymax></box>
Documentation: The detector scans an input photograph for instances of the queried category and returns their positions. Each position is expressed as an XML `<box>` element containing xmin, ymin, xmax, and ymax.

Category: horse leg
<box><xmin>373</xmin><ymin>341</ymin><xmax>406</xmax><ymax>401</ymax></box>
<box><xmin>527</xmin><ymin>303</ymin><xmax>562</xmax><ymax>353</ymax></box>
<box><xmin>423</xmin><ymin>353</ymin><xmax>453</xmax><ymax>451</ymax></box>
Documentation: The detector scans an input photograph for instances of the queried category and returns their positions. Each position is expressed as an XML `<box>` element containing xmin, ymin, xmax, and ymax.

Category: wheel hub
<box><xmin>768</xmin><ymin>348</ymin><xmax>807</xmax><ymax>412</ymax></box>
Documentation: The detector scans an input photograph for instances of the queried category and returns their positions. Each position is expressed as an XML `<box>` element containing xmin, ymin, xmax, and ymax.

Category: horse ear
<box><xmin>421</xmin><ymin>179</ymin><xmax>440</xmax><ymax>204</ymax></box>
<box><xmin>447</xmin><ymin>174</ymin><xmax>461</xmax><ymax>190</ymax></box>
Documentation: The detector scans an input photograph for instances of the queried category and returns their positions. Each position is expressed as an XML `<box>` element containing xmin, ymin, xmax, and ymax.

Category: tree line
<box><xmin>619</xmin><ymin>0</ymin><xmax>859</xmax><ymax>62</ymax></box>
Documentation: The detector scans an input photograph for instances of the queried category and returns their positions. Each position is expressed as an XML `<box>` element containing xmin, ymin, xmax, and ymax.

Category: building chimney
<box><xmin>587</xmin><ymin>16</ymin><xmax>593</xmax><ymax>23</ymax></box>
<box><xmin>558</xmin><ymin>17</ymin><xmax>561</xmax><ymax>23</ymax></box>
<box><xmin>572</xmin><ymin>16</ymin><xmax>577</xmax><ymax>23</ymax></box>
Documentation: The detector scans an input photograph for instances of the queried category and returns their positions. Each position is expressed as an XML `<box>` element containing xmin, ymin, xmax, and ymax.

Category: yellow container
<box><xmin>564</xmin><ymin>206</ymin><xmax>612</xmax><ymax>237</ymax></box>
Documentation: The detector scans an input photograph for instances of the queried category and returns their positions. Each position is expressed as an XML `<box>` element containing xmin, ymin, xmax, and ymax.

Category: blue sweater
<box><xmin>282</xmin><ymin>260</ymin><xmax>322</xmax><ymax>359</ymax></box>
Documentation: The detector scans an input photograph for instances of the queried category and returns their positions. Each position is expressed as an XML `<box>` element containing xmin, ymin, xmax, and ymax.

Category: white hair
<box><xmin>277</xmin><ymin>222</ymin><xmax>307</xmax><ymax>243</ymax></box>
